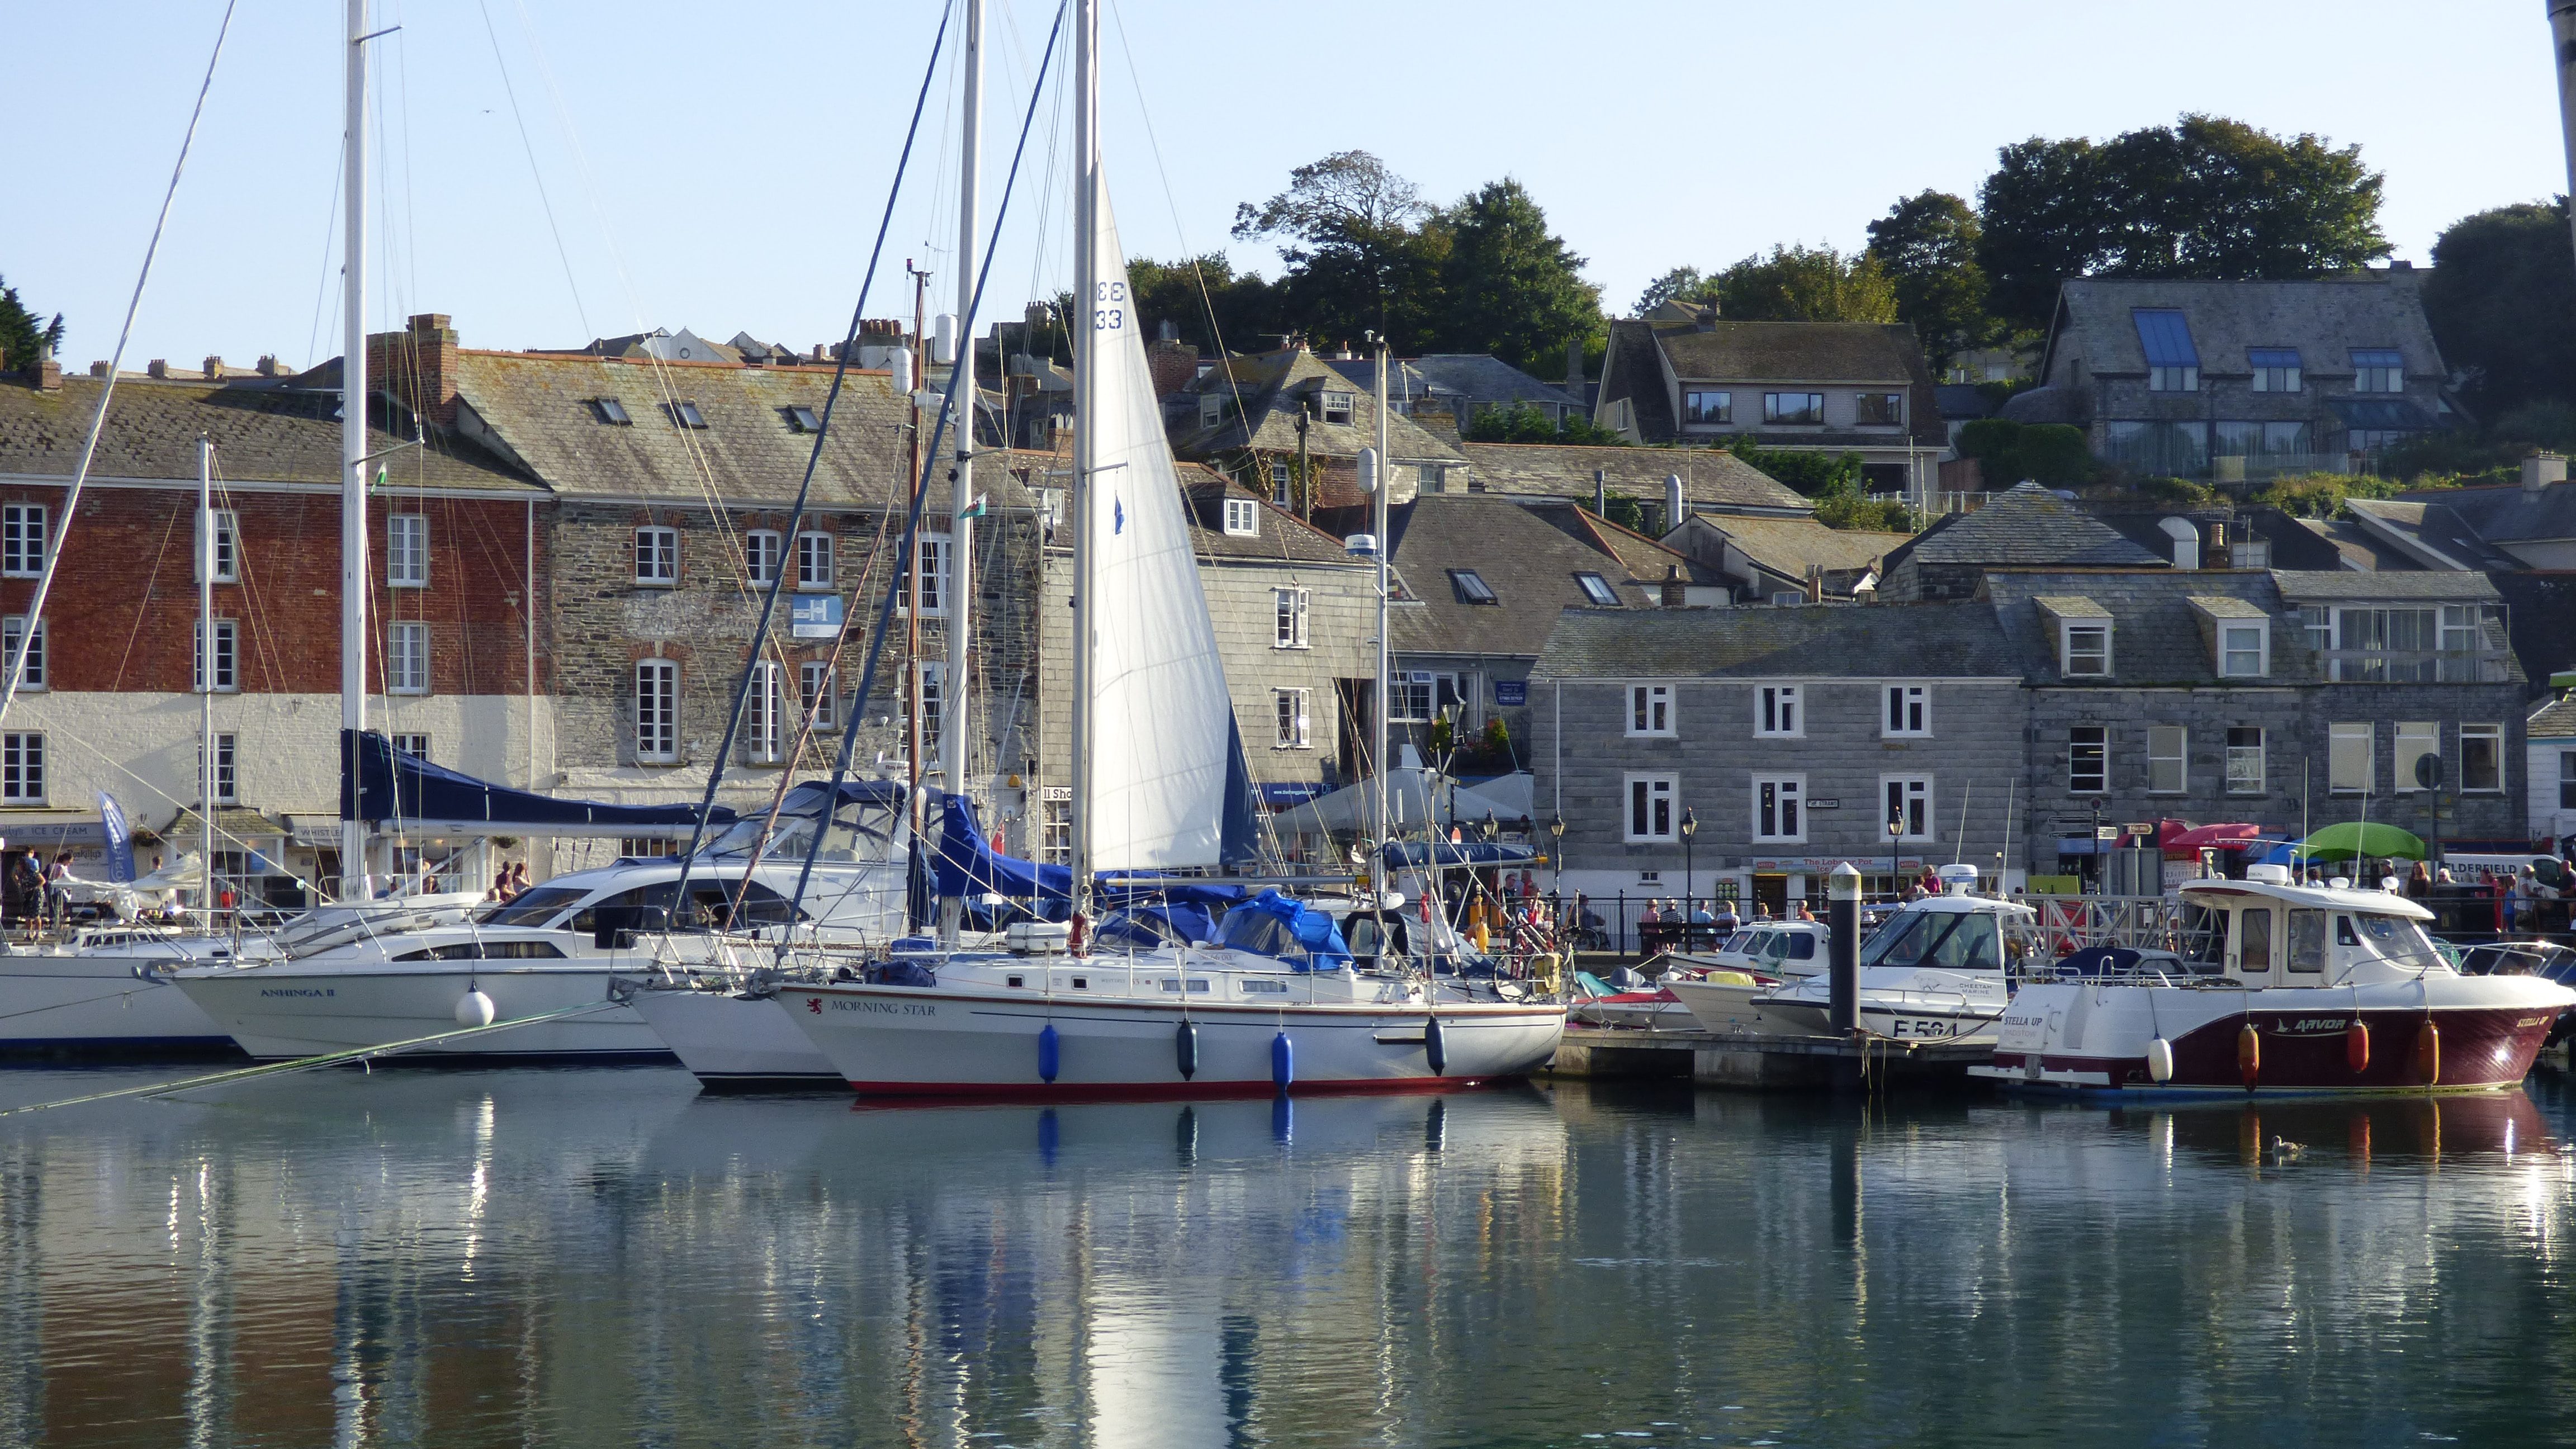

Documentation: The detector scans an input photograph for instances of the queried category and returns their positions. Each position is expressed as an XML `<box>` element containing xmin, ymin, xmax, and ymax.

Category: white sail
<box><xmin>1081</xmin><ymin>183</ymin><xmax>1233</xmax><ymax>870</ymax></box>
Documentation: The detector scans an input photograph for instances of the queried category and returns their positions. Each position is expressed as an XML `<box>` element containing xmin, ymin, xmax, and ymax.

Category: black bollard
<box><xmin>1827</xmin><ymin>863</ymin><xmax>1860</xmax><ymax>1036</ymax></box>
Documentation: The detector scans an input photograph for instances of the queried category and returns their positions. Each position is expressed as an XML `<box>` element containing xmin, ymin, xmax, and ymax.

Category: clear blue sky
<box><xmin>7</xmin><ymin>0</ymin><xmax>2571</xmax><ymax>372</ymax></box>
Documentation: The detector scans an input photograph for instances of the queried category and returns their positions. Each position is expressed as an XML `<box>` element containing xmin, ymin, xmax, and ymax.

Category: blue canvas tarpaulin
<box><xmin>342</xmin><ymin>730</ymin><xmax>732</xmax><ymax>834</ymax></box>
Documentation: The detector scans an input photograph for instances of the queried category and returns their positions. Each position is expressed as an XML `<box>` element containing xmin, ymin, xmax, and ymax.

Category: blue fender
<box><xmin>1038</xmin><ymin>1022</ymin><xmax>1061</xmax><ymax>1084</ymax></box>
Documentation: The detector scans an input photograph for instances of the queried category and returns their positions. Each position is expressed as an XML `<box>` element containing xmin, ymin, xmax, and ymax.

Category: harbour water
<box><xmin>4</xmin><ymin>1067</ymin><xmax>2575</xmax><ymax>1447</ymax></box>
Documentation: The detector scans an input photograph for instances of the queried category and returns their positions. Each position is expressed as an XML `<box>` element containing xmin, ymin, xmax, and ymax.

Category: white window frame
<box><xmin>194</xmin><ymin>619</ymin><xmax>239</xmax><ymax>694</ymax></box>
<box><xmin>744</xmin><ymin>529</ymin><xmax>784</xmax><ymax>586</ymax></box>
<box><xmin>386</xmin><ymin>513</ymin><xmax>428</xmax><ymax>589</ymax></box>
<box><xmin>747</xmin><ymin>660</ymin><xmax>785</xmax><ymax>764</ymax></box>
<box><xmin>2460</xmin><ymin>722</ymin><xmax>2504</xmax><ymax>793</ymax></box>
<box><xmin>1</xmin><ymin>732</ymin><xmax>43</xmax><ymax>803</ymax></box>
<box><xmin>1223</xmin><ymin>498</ymin><xmax>1259</xmax><ymax>537</ymax></box>
<box><xmin>1200</xmin><ymin>394</ymin><xmax>1224</xmax><ymax>428</ymax></box>
<box><xmin>2147</xmin><ymin>724</ymin><xmax>2187</xmax><ymax>794</ymax></box>
<box><xmin>795</xmin><ymin>530</ymin><xmax>836</xmax><ymax>591</ymax></box>
<box><xmin>1751</xmin><ymin>774</ymin><xmax>1805</xmax><ymax>844</ymax></box>
<box><xmin>1274</xmin><ymin>588</ymin><xmax>1309</xmax><ymax>648</ymax></box>
<box><xmin>2225</xmin><ymin>726</ymin><xmax>2265</xmax><ymax>796</ymax></box>
<box><xmin>1</xmin><ymin>504</ymin><xmax>45</xmax><ymax>579</ymax></box>
<box><xmin>636</xmin><ymin>660</ymin><xmax>679</xmax><ymax>763</ymax></box>
<box><xmin>390</xmin><ymin>733</ymin><xmax>431</xmax><ymax>761</ymax></box>
<box><xmin>2394</xmin><ymin>721</ymin><xmax>2437</xmax><ymax>793</ymax></box>
<box><xmin>1319</xmin><ymin>390</ymin><xmax>1353</xmax><ymax>424</ymax></box>
<box><xmin>198</xmin><ymin>509</ymin><xmax>240</xmax><ymax>584</ymax></box>
<box><xmin>1883</xmin><ymin>684</ymin><xmax>1928</xmax><ymax>738</ymax></box>
<box><xmin>2061</xmin><ymin>623</ymin><xmax>2111</xmax><ymax>677</ymax></box>
<box><xmin>1626</xmin><ymin>772</ymin><xmax>1679</xmax><ymax>842</ymax></box>
<box><xmin>2069</xmin><ymin>726</ymin><xmax>2108</xmax><ymax>795</ymax></box>
<box><xmin>2329</xmin><ymin>721</ymin><xmax>2373</xmax><ymax>794</ymax></box>
<box><xmin>2560</xmin><ymin>750</ymin><xmax>2576</xmax><ymax>810</ymax></box>
<box><xmin>2218</xmin><ymin>622</ymin><xmax>2267</xmax><ymax>678</ymax></box>
<box><xmin>1882</xmin><ymin>775</ymin><xmax>1931</xmax><ymax>840</ymax></box>
<box><xmin>1273</xmin><ymin>688</ymin><xmax>1310</xmax><ymax>750</ymax></box>
<box><xmin>387</xmin><ymin>621</ymin><xmax>429</xmax><ymax>695</ymax></box>
<box><xmin>901</xmin><ymin>533</ymin><xmax>951</xmax><ymax>617</ymax></box>
<box><xmin>911</xmin><ymin>660</ymin><xmax>945</xmax><ymax>761</ymax></box>
<box><xmin>1755</xmin><ymin>684</ymin><xmax>1801</xmax><ymax>738</ymax></box>
<box><xmin>201</xmin><ymin>732</ymin><xmax>238</xmax><ymax>805</ymax></box>
<box><xmin>799</xmin><ymin>661</ymin><xmax>836</xmax><ymax>730</ymax></box>
<box><xmin>1575</xmin><ymin>571</ymin><xmax>1620</xmax><ymax>607</ymax></box>
<box><xmin>1627</xmin><ymin>683</ymin><xmax>1674</xmax><ymax>738</ymax></box>
<box><xmin>636</xmin><ymin>526</ymin><xmax>679</xmax><ymax>586</ymax></box>
<box><xmin>3</xmin><ymin>615</ymin><xmax>43</xmax><ymax>692</ymax></box>
<box><xmin>1270</xmin><ymin>461</ymin><xmax>1293</xmax><ymax>506</ymax></box>
<box><xmin>1388</xmin><ymin>671</ymin><xmax>1459</xmax><ymax>725</ymax></box>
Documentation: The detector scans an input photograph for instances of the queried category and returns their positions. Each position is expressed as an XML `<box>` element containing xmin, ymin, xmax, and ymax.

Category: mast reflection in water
<box><xmin>4</xmin><ymin>1068</ymin><xmax>2576</xmax><ymax>1445</ymax></box>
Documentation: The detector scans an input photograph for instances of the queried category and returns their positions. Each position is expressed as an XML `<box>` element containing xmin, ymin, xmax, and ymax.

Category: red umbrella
<box><xmin>2166</xmin><ymin>822</ymin><xmax>2264</xmax><ymax>851</ymax></box>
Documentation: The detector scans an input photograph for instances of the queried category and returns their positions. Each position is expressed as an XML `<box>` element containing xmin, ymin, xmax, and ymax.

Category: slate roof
<box><xmin>2531</xmin><ymin>694</ymin><xmax>2576</xmax><ymax>741</ymax></box>
<box><xmin>1177</xmin><ymin>465</ymin><xmax>1360</xmax><ymax>565</ymax></box>
<box><xmin>1985</xmin><ymin>570</ymin><xmax>2319</xmax><ymax>687</ymax></box>
<box><xmin>445</xmin><ymin>351</ymin><xmax>1004</xmax><ymax>510</ymax></box>
<box><xmin>1386</xmin><ymin>495</ymin><xmax>1685</xmax><ymax>660</ymax></box>
<box><xmin>2040</xmin><ymin>273</ymin><xmax>2446</xmax><ymax>382</ymax></box>
<box><xmin>2488</xmin><ymin>571</ymin><xmax>2576</xmax><ymax>698</ymax></box>
<box><xmin>1171</xmin><ymin>347</ymin><xmax>1465</xmax><ymax>465</ymax></box>
<box><xmin>1455</xmin><ymin>442</ymin><xmax>1808</xmax><ymax>513</ymax></box>
<box><xmin>1319</xmin><ymin>354</ymin><xmax>1584</xmax><ymax>414</ymax></box>
<box><xmin>1891</xmin><ymin>482</ymin><xmax>2165</xmax><ymax>568</ymax></box>
<box><xmin>1595</xmin><ymin>319</ymin><xmax>1677</xmax><ymax>440</ymax></box>
<box><xmin>2343</xmin><ymin>498</ymin><xmax>2498</xmax><ymax>569</ymax></box>
<box><xmin>2267</xmin><ymin>569</ymin><xmax>2502</xmax><ymax>603</ymax></box>
<box><xmin>2288</xmin><ymin>515</ymin><xmax>2416</xmax><ymax>570</ymax></box>
<box><xmin>2419</xmin><ymin>482</ymin><xmax>2576</xmax><ymax>546</ymax></box>
<box><xmin>1532</xmin><ymin>601</ymin><xmax>2021</xmax><ymax>680</ymax></box>
<box><xmin>1621</xmin><ymin>318</ymin><xmax>1948</xmax><ymax>449</ymax></box>
<box><xmin>0</xmin><ymin>376</ymin><xmax>536</xmax><ymax>493</ymax></box>
<box><xmin>1678</xmin><ymin>514</ymin><xmax>1906</xmax><ymax>581</ymax></box>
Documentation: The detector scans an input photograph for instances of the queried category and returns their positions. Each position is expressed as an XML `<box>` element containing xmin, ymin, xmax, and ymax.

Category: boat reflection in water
<box><xmin>6</xmin><ymin>1069</ymin><xmax>2576</xmax><ymax>1446</ymax></box>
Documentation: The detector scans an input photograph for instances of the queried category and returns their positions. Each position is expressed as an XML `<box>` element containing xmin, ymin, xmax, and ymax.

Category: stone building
<box><xmin>1530</xmin><ymin>602</ymin><xmax>2025</xmax><ymax>931</ymax></box>
<box><xmin>1877</xmin><ymin>482</ymin><xmax>2164</xmax><ymax>602</ymax></box>
<box><xmin>0</xmin><ymin>335</ymin><xmax>544</xmax><ymax>896</ymax></box>
<box><xmin>1167</xmin><ymin>345</ymin><xmax>1466</xmax><ymax>520</ymax></box>
<box><xmin>1987</xmin><ymin>569</ymin><xmax>2527</xmax><ymax>882</ymax></box>
<box><xmin>2004</xmin><ymin>271</ymin><xmax>2450</xmax><ymax>480</ymax></box>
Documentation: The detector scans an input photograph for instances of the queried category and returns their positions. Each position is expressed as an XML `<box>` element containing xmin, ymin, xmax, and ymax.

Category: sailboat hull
<box><xmin>0</xmin><ymin>952</ymin><xmax>241</xmax><ymax>1055</ymax></box>
<box><xmin>778</xmin><ymin>982</ymin><xmax>1564</xmax><ymax>1099</ymax></box>
<box><xmin>627</xmin><ymin>984</ymin><xmax>840</xmax><ymax>1088</ymax></box>
<box><xmin>171</xmin><ymin>964</ymin><xmax>672</xmax><ymax>1062</ymax></box>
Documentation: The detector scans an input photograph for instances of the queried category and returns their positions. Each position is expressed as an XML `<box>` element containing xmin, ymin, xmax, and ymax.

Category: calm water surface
<box><xmin>2</xmin><ymin>1063</ymin><xmax>2573</xmax><ymax>1447</ymax></box>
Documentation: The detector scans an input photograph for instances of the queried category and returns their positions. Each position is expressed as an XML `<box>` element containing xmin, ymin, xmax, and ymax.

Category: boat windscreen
<box><xmin>1860</xmin><ymin>910</ymin><xmax>2001</xmax><ymax>972</ymax></box>
<box><xmin>700</xmin><ymin>789</ymin><xmax>900</xmax><ymax>864</ymax></box>
<box><xmin>478</xmin><ymin>886</ymin><xmax>588</xmax><ymax>928</ymax></box>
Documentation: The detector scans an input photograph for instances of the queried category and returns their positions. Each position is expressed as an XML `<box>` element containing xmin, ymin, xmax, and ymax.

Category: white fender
<box><xmin>2146</xmin><ymin>1036</ymin><xmax>2175</xmax><ymax>1084</ymax></box>
<box><xmin>455</xmin><ymin>989</ymin><xmax>497</xmax><ymax>1029</ymax></box>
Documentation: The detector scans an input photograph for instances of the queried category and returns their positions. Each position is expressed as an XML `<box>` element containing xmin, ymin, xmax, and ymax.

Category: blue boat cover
<box><xmin>1382</xmin><ymin>840</ymin><xmax>1538</xmax><ymax>868</ymax></box>
<box><xmin>1213</xmin><ymin>888</ymin><xmax>1352</xmax><ymax>972</ymax></box>
<box><xmin>933</xmin><ymin>793</ymin><xmax>1249</xmax><ymax>911</ymax></box>
<box><xmin>342</xmin><ymin>729</ymin><xmax>734</xmax><ymax>830</ymax></box>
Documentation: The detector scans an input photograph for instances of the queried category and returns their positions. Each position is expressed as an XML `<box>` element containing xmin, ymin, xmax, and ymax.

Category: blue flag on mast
<box><xmin>96</xmin><ymin>792</ymin><xmax>135</xmax><ymax>883</ymax></box>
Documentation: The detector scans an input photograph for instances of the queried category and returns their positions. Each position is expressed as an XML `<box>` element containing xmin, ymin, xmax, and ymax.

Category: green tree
<box><xmin>2421</xmin><ymin>200</ymin><xmax>2576</xmax><ymax>416</ymax></box>
<box><xmin>1424</xmin><ymin>178</ymin><xmax>1604</xmax><ymax>375</ymax></box>
<box><xmin>1865</xmin><ymin>191</ymin><xmax>1993</xmax><ymax>373</ymax></box>
<box><xmin>1810</xmin><ymin>472</ymin><xmax>1913</xmax><ymax>532</ymax></box>
<box><xmin>1233</xmin><ymin>150</ymin><xmax>1444</xmax><ymax>350</ymax></box>
<box><xmin>1462</xmin><ymin>401</ymin><xmax>1627</xmax><ymax>446</ymax></box>
<box><xmin>1123</xmin><ymin>253</ymin><xmax>1283</xmax><ymax>355</ymax></box>
<box><xmin>1635</xmin><ymin>265</ymin><xmax>1721</xmax><ymax>315</ymax></box>
<box><xmin>0</xmin><ymin>276</ymin><xmax>65</xmax><ymax>372</ymax></box>
<box><xmin>1714</xmin><ymin>244</ymin><xmax>1898</xmax><ymax>324</ymax></box>
<box><xmin>1955</xmin><ymin>418</ymin><xmax>2091</xmax><ymax>487</ymax></box>
<box><xmin>1977</xmin><ymin>115</ymin><xmax>2390</xmax><ymax>333</ymax></box>
<box><xmin>1723</xmin><ymin>435</ymin><xmax>1866</xmax><ymax>495</ymax></box>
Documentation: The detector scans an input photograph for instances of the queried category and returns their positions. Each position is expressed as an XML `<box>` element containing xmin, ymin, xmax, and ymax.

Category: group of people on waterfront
<box><xmin>485</xmin><ymin>861</ymin><xmax>532</xmax><ymax>905</ymax></box>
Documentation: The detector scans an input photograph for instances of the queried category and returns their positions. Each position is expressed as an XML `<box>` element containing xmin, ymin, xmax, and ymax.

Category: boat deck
<box><xmin>1543</xmin><ymin>1024</ymin><xmax>1993</xmax><ymax>1092</ymax></box>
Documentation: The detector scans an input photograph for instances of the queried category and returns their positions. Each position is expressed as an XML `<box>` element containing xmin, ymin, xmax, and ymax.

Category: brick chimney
<box><xmin>1660</xmin><ymin>564</ymin><xmax>1687</xmax><ymax>608</ymax></box>
<box><xmin>1145</xmin><ymin>338</ymin><xmax>1200</xmax><ymax>399</ymax></box>
<box><xmin>202</xmin><ymin>355</ymin><xmax>225</xmax><ymax>380</ymax></box>
<box><xmin>31</xmin><ymin>342</ymin><xmax>59</xmax><ymax>392</ymax></box>
<box><xmin>148</xmin><ymin>359</ymin><xmax>171</xmax><ymax>379</ymax></box>
<box><xmin>256</xmin><ymin>354</ymin><xmax>288</xmax><ymax>378</ymax></box>
<box><xmin>369</xmin><ymin>312</ymin><xmax>460</xmax><ymax>428</ymax></box>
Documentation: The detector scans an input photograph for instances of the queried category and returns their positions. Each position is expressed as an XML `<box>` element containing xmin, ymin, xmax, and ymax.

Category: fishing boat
<box><xmin>1667</xmin><ymin>865</ymin><xmax>2031</xmax><ymax>1043</ymax></box>
<box><xmin>1973</xmin><ymin>863</ymin><xmax>2576</xmax><ymax>1097</ymax></box>
<box><xmin>780</xmin><ymin>2</ymin><xmax>1564</xmax><ymax>1097</ymax></box>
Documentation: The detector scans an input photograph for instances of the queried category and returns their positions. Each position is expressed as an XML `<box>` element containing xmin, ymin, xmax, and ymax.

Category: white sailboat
<box><xmin>777</xmin><ymin>0</ymin><xmax>1564</xmax><ymax>1098</ymax></box>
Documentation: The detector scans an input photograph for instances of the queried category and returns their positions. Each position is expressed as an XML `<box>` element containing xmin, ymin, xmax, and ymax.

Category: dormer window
<box><xmin>1320</xmin><ymin>390</ymin><xmax>1353</xmax><ymax>424</ymax></box>
<box><xmin>1200</xmin><ymin>394</ymin><xmax>1224</xmax><ymax>428</ymax></box>
<box><xmin>1222</xmin><ymin>498</ymin><xmax>1258</xmax><ymax>537</ymax></box>
<box><xmin>2220</xmin><ymin>622</ymin><xmax>2267</xmax><ymax>678</ymax></box>
<box><xmin>590</xmin><ymin>397</ymin><xmax>632</xmax><ymax>425</ymax></box>
<box><xmin>666</xmin><ymin>400</ymin><xmax>709</xmax><ymax>429</ymax></box>
<box><xmin>2248</xmin><ymin>348</ymin><xmax>2302</xmax><ymax>392</ymax></box>
<box><xmin>1450</xmin><ymin>569</ymin><xmax>1498</xmax><ymax>605</ymax></box>
<box><xmin>786</xmin><ymin>405</ymin><xmax>822</xmax><ymax>433</ymax></box>
<box><xmin>2351</xmin><ymin>348</ymin><xmax>2404</xmax><ymax>394</ymax></box>
<box><xmin>2135</xmin><ymin>309</ymin><xmax>2199</xmax><ymax>392</ymax></box>
<box><xmin>2062</xmin><ymin>623</ymin><xmax>2111</xmax><ymax>676</ymax></box>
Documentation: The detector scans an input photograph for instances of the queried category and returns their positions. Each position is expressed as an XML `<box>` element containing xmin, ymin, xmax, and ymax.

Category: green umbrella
<box><xmin>2297</xmin><ymin>821</ymin><xmax>2426</xmax><ymax>862</ymax></box>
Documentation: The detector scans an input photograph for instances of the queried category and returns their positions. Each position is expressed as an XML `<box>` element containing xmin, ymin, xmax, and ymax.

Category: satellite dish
<box><xmin>2414</xmin><ymin>755</ymin><xmax>2445</xmax><ymax>790</ymax></box>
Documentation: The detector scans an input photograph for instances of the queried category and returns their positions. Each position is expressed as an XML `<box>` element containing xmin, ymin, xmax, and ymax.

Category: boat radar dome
<box><xmin>2247</xmin><ymin>864</ymin><xmax>2293</xmax><ymax>885</ymax></box>
<box><xmin>1935</xmin><ymin>863</ymin><xmax>1980</xmax><ymax>895</ymax></box>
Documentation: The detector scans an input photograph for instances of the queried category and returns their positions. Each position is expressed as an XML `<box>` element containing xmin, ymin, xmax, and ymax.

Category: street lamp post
<box><xmin>1680</xmin><ymin>807</ymin><xmax>1698</xmax><ymax>928</ymax></box>
<box><xmin>1888</xmin><ymin>814</ymin><xmax>1905</xmax><ymax>905</ymax></box>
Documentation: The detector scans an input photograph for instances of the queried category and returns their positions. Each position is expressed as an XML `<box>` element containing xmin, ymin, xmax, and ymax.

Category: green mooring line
<box><xmin>0</xmin><ymin>1000</ymin><xmax>627</xmax><ymax>1117</ymax></box>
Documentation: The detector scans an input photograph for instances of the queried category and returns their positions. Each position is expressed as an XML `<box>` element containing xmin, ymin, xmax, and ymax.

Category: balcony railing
<box><xmin>2319</xmin><ymin>650</ymin><xmax>2513</xmax><ymax>684</ymax></box>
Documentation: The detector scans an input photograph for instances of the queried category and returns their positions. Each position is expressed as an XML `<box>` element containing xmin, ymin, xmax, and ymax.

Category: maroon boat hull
<box><xmin>1990</xmin><ymin>1003</ymin><xmax>2560</xmax><ymax>1095</ymax></box>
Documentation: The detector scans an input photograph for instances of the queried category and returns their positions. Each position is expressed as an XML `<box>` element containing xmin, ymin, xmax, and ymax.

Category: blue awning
<box><xmin>342</xmin><ymin>730</ymin><xmax>733</xmax><ymax>833</ymax></box>
<box><xmin>2133</xmin><ymin>309</ymin><xmax>2199</xmax><ymax>367</ymax></box>
<box><xmin>1382</xmin><ymin>841</ymin><xmax>1537</xmax><ymax>868</ymax></box>
<box><xmin>1260</xmin><ymin>782</ymin><xmax>1330</xmax><ymax>809</ymax></box>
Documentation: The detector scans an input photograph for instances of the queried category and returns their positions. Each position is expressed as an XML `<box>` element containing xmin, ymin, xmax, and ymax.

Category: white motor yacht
<box><xmin>169</xmin><ymin>782</ymin><xmax>912</xmax><ymax>1061</ymax></box>
<box><xmin>1669</xmin><ymin>865</ymin><xmax>2033</xmax><ymax>1043</ymax></box>
<box><xmin>1976</xmin><ymin>864</ymin><xmax>2576</xmax><ymax>1097</ymax></box>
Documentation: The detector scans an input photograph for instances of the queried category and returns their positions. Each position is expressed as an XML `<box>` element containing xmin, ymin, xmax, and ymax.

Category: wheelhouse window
<box><xmin>1762</xmin><ymin>392</ymin><xmax>1825</xmax><ymax>426</ymax></box>
<box><xmin>1683</xmin><ymin>390</ymin><xmax>1732</xmax><ymax>425</ymax></box>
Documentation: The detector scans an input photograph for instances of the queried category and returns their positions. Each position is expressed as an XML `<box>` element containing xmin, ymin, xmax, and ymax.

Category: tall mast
<box><xmin>1068</xmin><ymin>0</ymin><xmax>1098</xmax><ymax>936</ymax></box>
<box><xmin>198</xmin><ymin>434</ymin><xmax>216</xmax><ymax>908</ymax></box>
<box><xmin>939</xmin><ymin>0</ymin><xmax>983</xmax><ymax>946</ymax></box>
<box><xmin>339</xmin><ymin>0</ymin><xmax>371</xmax><ymax>901</ymax></box>
<box><xmin>1373</xmin><ymin>339</ymin><xmax>1391</xmax><ymax>854</ymax></box>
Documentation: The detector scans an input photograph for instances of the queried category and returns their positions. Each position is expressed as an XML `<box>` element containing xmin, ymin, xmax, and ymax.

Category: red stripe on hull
<box><xmin>841</xmin><ymin>1075</ymin><xmax>1519</xmax><ymax>1106</ymax></box>
<box><xmin>1996</xmin><ymin>1004</ymin><xmax>2558</xmax><ymax>1093</ymax></box>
